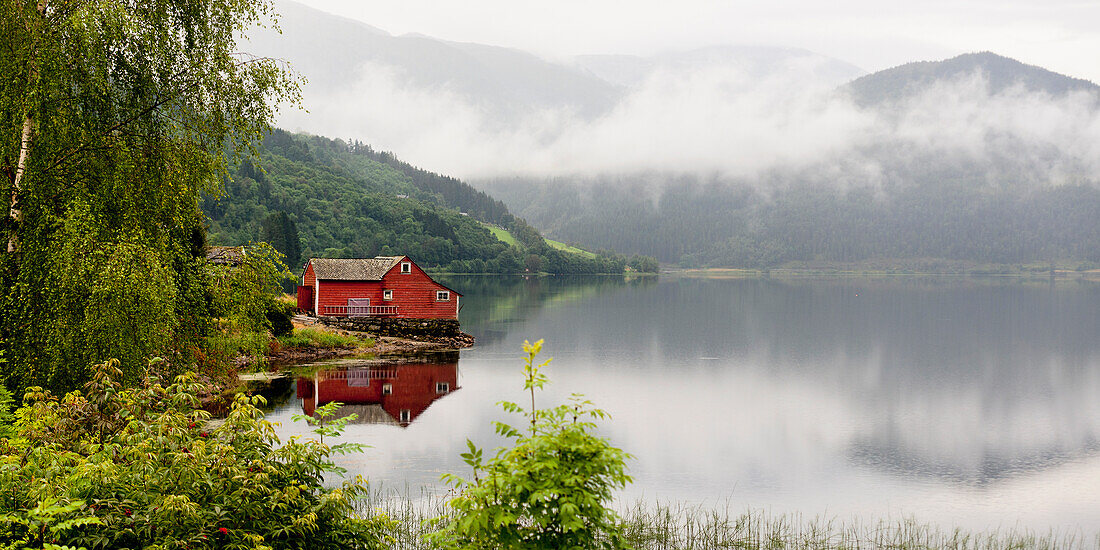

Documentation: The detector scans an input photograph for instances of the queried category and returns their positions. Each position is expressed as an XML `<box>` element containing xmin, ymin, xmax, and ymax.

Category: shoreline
<box><xmin>206</xmin><ymin>317</ymin><xmax>473</xmax><ymax>414</ymax></box>
<box><xmin>272</xmin><ymin>314</ymin><xmax>473</xmax><ymax>364</ymax></box>
<box><xmin>266</xmin><ymin>333</ymin><xmax>468</xmax><ymax>365</ymax></box>
<box><xmin>426</xmin><ymin>263</ymin><xmax>1100</xmax><ymax>280</ymax></box>
<box><xmin>666</xmin><ymin>266</ymin><xmax>1100</xmax><ymax>280</ymax></box>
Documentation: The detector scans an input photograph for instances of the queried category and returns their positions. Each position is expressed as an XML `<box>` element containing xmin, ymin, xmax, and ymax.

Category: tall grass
<box><xmin>615</xmin><ymin>502</ymin><xmax>1093</xmax><ymax>550</ymax></box>
<box><xmin>199</xmin><ymin>330</ymin><xmax>270</xmax><ymax>372</ymax></box>
<box><xmin>359</xmin><ymin>488</ymin><xmax>453</xmax><ymax>550</ymax></box>
<box><xmin>358</xmin><ymin>493</ymin><xmax>1096</xmax><ymax>550</ymax></box>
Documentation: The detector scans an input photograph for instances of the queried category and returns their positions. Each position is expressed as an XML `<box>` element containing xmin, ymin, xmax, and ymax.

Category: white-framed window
<box><xmin>400</xmin><ymin>262</ymin><xmax>411</xmax><ymax>273</ymax></box>
<box><xmin>383</xmin><ymin>289</ymin><xmax>393</xmax><ymax>301</ymax></box>
<box><xmin>436</xmin><ymin>290</ymin><xmax>450</xmax><ymax>301</ymax></box>
<box><xmin>436</xmin><ymin>382</ymin><xmax>450</xmax><ymax>394</ymax></box>
<box><xmin>399</xmin><ymin>409</ymin><xmax>411</xmax><ymax>422</ymax></box>
<box><xmin>382</xmin><ymin>383</ymin><xmax>393</xmax><ymax>395</ymax></box>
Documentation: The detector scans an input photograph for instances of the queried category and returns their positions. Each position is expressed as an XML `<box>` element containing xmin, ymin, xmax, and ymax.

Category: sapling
<box><xmin>428</xmin><ymin>339</ymin><xmax>632</xmax><ymax>549</ymax></box>
<box><xmin>293</xmin><ymin>400</ymin><xmax>367</xmax><ymax>474</ymax></box>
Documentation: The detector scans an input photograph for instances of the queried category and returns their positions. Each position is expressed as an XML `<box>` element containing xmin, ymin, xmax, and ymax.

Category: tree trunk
<box><xmin>7</xmin><ymin>0</ymin><xmax>48</xmax><ymax>254</ymax></box>
<box><xmin>8</xmin><ymin>118</ymin><xmax>35</xmax><ymax>253</ymax></box>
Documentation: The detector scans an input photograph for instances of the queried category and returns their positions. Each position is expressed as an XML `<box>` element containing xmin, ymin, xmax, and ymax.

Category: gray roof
<box><xmin>310</xmin><ymin>256</ymin><xmax>403</xmax><ymax>281</ymax></box>
<box><xmin>206</xmin><ymin>246</ymin><xmax>244</xmax><ymax>266</ymax></box>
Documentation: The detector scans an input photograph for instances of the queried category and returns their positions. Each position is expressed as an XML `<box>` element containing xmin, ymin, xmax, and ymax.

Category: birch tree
<box><xmin>0</xmin><ymin>0</ymin><xmax>298</xmax><ymax>390</ymax></box>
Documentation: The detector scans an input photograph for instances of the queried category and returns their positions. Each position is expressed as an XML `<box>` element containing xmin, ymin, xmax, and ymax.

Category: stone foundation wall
<box><xmin>317</xmin><ymin>316</ymin><xmax>462</xmax><ymax>339</ymax></box>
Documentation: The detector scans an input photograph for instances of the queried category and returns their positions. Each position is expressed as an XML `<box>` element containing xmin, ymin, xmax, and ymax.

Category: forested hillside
<box><xmin>485</xmin><ymin>172</ymin><xmax>1100</xmax><ymax>269</ymax></box>
<box><xmin>203</xmin><ymin>130</ymin><xmax>652</xmax><ymax>274</ymax></box>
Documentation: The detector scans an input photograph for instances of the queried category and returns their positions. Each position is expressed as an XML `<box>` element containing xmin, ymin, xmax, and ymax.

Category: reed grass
<box><xmin>614</xmin><ymin>502</ymin><xmax>1092</xmax><ymax>550</ymax></box>
<box><xmin>356</xmin><ymin>491</ymin><xmax>1096</xmax><ymax>550</ymax></box>
<box><xmin>201</xmin><ymin>330</ymin><xmax>270</xmax><ymax>371</ymax></box>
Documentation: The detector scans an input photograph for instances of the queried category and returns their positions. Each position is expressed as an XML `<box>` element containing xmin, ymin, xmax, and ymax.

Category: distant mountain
<box><xmin>484</xmin><ymin>53</ymin><xmax>1100</xmax><ymax>268</ymax></box>
<box><xmin>577</xmin><ymin>46</ymin><xmax>865</xmax><ymax>89</ymax></box>
<box><xmin>247</xmin><ymin>1</ymin><xmax>621</xmax><ymax>120</ymax></box>
<box><xmin>250</xmin><ymin>2</ymin><xmax>871</xmax><ymax>130</ymax></box>
<box><xmin>846</xmin><ymin>52</ymin><xmax>1100</xmax><ymax>107</ymax></box>
<box><xmin>243</xmin><ymin>4</ymin><xmax>1100</xmax><ymax>270</ymax></box>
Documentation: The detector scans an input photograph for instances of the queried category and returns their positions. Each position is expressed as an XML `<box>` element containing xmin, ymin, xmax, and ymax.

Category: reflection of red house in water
<box><xmin>297</xmin><ymin>362</ymin><xmax>459</xmax><ymax>426</ymax></box>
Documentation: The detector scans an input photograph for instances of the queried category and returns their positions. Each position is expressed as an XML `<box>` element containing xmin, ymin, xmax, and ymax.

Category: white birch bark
<box><xmin>8</xmin><ymin>0</ymin><xmax>48</xmax><ymax>253</ymax></box>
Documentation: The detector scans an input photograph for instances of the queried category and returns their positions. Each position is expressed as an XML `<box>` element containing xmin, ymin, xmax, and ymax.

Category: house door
<box><xmin>297</xmin><ymin>286</ymin><xmax>313</xmax><ymax>313</ymax></box>
<box><xmin>347</xmin><ymin>298</ymin><xmax>370</xmax><ymax>317</ymax></box>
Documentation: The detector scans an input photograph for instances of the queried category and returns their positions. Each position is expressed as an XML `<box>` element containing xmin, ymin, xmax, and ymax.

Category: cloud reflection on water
<box><xmin>270</xmin><ymin>275</ymin><xmax>1100</xmax><ymax>533</ymax></box>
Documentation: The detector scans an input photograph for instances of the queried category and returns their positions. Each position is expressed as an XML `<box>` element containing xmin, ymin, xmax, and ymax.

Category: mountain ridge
<box><xmin>846</xmin><ymin>51</ymin><xmax>1100</xmax><ymax>106</ymax></box>
<box><xmin>577</xmin><ymin>45</ymin><xmax>866</xmax><ymax>89</ymax></box>
<box><xmin>479</xmin><ymin>52</ymin><xmax>1100</xmax><ymax>267</ymax></box>
<box><xmin>250</xmin><ymin>0</ymin><xmax>621</xmax><ymax>119</ymax></box>
<box><xmin>244</xmin><ymin>3</ymin><xmax>1100</xmax><ymax>269</ymax></box>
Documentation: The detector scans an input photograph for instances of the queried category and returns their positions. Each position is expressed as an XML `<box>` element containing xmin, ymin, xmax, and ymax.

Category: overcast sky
<box><xmin>291</xmin><ymin>0</ymin><xmax>1100</xmax><ymax>84</ymax></box>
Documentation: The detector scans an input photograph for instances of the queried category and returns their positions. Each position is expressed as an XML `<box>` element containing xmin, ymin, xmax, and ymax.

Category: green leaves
<box><xmin>0</xmin><ymin>355</ymin><xmax>13</xmax><ymax>440</ymax></box>
<box><xmin>291</xmin><ymin>399</ymin><xmax>366</xmax><ymax>458</ymax></box>
<box><xmin>1</xmin><ymin>0</ymin><xmax>299</xmax><ymax>394</ymax></box>
<box><xmin>208</xmin><ymin>241</ymin><xmax>292</xmax><ymax>334</ymax></box>
<box><xmin>0</xmin><ymin>497</ymin><xmax>103</xmax><ymax>550</ymax></box>
<box><xmin>521</xmin><ymin>339</ymin><xmax>552</xmax><ymax>431</ymax></box>
<box><xmin>428</xmin><ymin>339</ymin><xmax>633</xmax><ymax>550</ymax></box>
<box><xmin>459</xmin><ymin>438</ymin><xmax>482</xmax><ymax>464</ymax></box>
<box><xmin>492</xmin><ymin>420</ymin><xmax>521</xmax><ymax>439</ymax></box>
<box><xmin>521</xmin><ymin>338</ymin><xmax>552</xmax><ymax>393</ymax></box>
<box><xmin>0</xmin><ymin>360</ymin><xmax>391</xmax><ymax>549</ymax></box>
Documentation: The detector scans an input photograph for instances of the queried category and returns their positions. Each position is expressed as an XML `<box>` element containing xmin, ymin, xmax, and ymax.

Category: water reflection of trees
<box><xmin>297</xmin><ymin>361</ymin><xmax>459</xmax><ymax>426</ymax></box>
<box><xmin>435</xmin><ymin>274</ymin><xmax>656</xmax><ymax>345</ymax></box>
<box><xmin>849</xmin><ymin>436</ymin><xmax>1100</xmax><ymax>486</ymax></box>
<box><xmin>677</xmin><ymin>278</ymin><xmax>1100</xmax><ymax>484</ymax></box>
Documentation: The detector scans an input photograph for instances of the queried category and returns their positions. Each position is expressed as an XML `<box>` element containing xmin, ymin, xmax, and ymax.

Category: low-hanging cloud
<box><xmin>885</xmin><ymin>75</ymin><xmax>1100</xmax><ymax>184</ymax></box>
<box><xmin>276</xmin><ymin>59</ymin><xmax>1100</xmax><ymax>187</ymax></box>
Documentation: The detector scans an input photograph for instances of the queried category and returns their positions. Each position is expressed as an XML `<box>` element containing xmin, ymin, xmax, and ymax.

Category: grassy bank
<box><xmin>366</xmin><ymin>494</ymin><xmax>1095</xmax><ymax>550</ymax></box>
<box><xmin>276</xmin><ymin>326</ymin><xmax>370</xmax><ymax>349</ymax></box>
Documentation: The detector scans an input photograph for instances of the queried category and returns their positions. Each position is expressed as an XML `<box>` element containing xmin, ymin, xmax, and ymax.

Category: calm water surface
<box><xmin>269</xmin><ymin>275</ymin><xmax>1100</xmax><ymax>535</ymax></box>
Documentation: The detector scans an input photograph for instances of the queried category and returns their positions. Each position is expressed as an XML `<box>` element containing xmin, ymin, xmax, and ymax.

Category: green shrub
<box><xmin>0</xmin><ymin>359</ymin><xmax>393</xmax><ymax>549</ymax></box>
<box><xmin>266</xmin><ymin>300</ymin><xmax>295</xmax><ymax>338</ymax></box>
<box><xmin>0</xmin><ymin>385</ymin><xmax>13</xmax><ymax>441</ymax></box>
<box><xmin>208</xmin><ymin>242</ymin><xmax>291</xmax><ymax>333</ymax></box>
<box><xmin>427</xmin><ymin>339</ymin><xmax>632</xmax><ymax>549</ymax></box>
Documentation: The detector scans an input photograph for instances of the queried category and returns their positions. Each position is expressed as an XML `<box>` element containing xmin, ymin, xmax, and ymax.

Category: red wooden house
<box><xmin>297</xmin><ymin>256</ymin><xmax>461</xmax><ymax>319</ymax></box>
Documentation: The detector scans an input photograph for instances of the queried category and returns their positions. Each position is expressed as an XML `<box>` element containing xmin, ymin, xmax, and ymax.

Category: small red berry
<box><xmin>219</xmin><ymin>527</ymin><xmax>229</xmax><ymax>535</ymax></box>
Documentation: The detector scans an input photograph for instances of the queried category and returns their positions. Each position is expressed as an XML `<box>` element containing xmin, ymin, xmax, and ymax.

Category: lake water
<box><xmin>268</xmin><ymin>274</ymin><xmax>1100</xmax><ymax>536</ymax></box>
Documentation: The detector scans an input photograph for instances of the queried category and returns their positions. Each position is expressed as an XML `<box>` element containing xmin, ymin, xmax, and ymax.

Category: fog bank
<box><xmin>277</xmin><ymin>59</ymin><xmax>1100</xmax><ymax>188</ymax></box>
